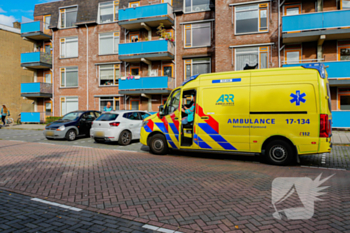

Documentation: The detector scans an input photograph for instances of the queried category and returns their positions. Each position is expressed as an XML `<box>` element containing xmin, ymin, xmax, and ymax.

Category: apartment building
<box><xmin>0</xmin><ymin>23</ymin><xmax>35</xmax><ymax>119</ymax></box>
<box><xmin>20</xmin><ymin>0</ymin><xmax>350</xmax><ymax>127</ymax></box>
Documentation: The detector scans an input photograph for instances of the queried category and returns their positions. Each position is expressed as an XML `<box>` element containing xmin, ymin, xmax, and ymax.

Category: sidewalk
<box><xmin>2</xmin><ymin>124</ymin><xmax>45</xmax><ymax>131</ymax></box>
<box><xmin>332</xmin><ymin>130</ymin><xmax>350</xmax><ymax>144</ymax></box>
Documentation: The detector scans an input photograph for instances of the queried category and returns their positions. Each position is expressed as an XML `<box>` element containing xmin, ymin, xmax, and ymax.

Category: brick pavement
<box><xmin>0</xmin><ymin>140</ymin><xmax>349</xmax><ymax>232</ymax></box>
<box><xmin>0</xmin><ymin>190</ymin><xmax>154</xmax><ymax>233</ymax></box>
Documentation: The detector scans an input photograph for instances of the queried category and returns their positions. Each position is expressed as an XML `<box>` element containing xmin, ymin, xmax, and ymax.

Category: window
<box><xmin>235</xmin><ymin>46</ymin><xmax>269</xmax><ymax>71</ymax></box>
<box><xmin>100</xmin><ymin>97</ymin><xmax>120</xmax><ymax>111</ymax></box>
<box><xmin>165</xmin><ymin>89</ymin><xmax>180</xmax><ymax>115</ymax></box>
<box><xmin>185</xmin><ymin>23</ymin><xmax>211</xmax><ymax>48</ymax></box>
<box><xmin>340</xmin><ymin>95</ymin><xmax>350</xmax><ymax>110</ymax></box>
<box><xmin>185</xmin><ymin>58</ymin><xmax>211</xmax><ymax>78</ymax></box>
<box><xmin>185</xmin><ymin>0</ymin><xmax>210</xmax><ymax>13</ymax></box>
<box><xmin>163</xmin><ymin>64</ymin><xmax>173</xmax><ymax>77</ymax></box>
<box><xmin>140</xmin><ymin>112</ymin><xmax>151</xmax><ymax>120</ymax></box>
<box><xmin>61</xmin><ymin>67</ymin><xmax>78</xmax><ymax>87</ymax></box>
<box><xmin>99</xmin><ymin>1</ymin><xmax>119</xmax><ymax>24</ymax></box>
<box><xmin>97</xmin><ymin>113</ymin><xmax>119</xmax><ymax>121</ymax></box>
<box><xmin>44</xmin><ymin>71</ymin><xmax>52</xmax><ymax>84</ymax></box>
<box><xmin>341</xmin><ymin>0</ymin><xmax>350</xmax><ymax>9</ymax></box>
<box><xmin>99</xmin><ymin>64</ymin><xmax>120</xmax><ymax>86</ymax></box>
<box><xmin>130</xmin><ymin>67</ymin><xmax>140</xmax><ymax>76</ymax></box>
<box><xmin>338</xmin><ymin>44</ymin><xmax>350</xmax><ymax>61</ymax></box>
<box><xmin>61</xmin><ymin>97</ymin><xmax>78</xmax><ymax>116</ymax></box>
<box><xmin>284</xmin><ymin>4</ymin><xmax>301</xmax><ymax>15</ymax></box>
<box><xmin>131</xmin><ymin>100</ymin><xmax>140</xmax><ymax>110</ymax></box>
<box><xmin>123</xmin><ymin>112</ymin><xmax>141</xmax><ymax>120</ymax></box>
<box><xmin>130</xmin><ymin>32</ymin><xmax>140</xmax><ymax>42</ymax></box>
<box><xmin>45</xmin><ymin>44</ymin><xmax>51</xmax><ymax>54</ymax></box>
<box><xmin>82</xmin><ymin>112</ymin><xmax>96</xmax><ymax>121</ymax></box>
<box><xmin>60</xmin><ymin>37</ymin><xmax>78</xmax><ymax>58</ymax></box>
<box><xmin>235</xmin><ymin>3</ymin><xmax>269</xmax><ymax>34</ymax></box>
<box><xmin>99</xmin><ymin>32</ymin><xmax>119</xmax><ymax>55</ymax></box>
<box><xmin>162</xmin><ymin>0</ymin><xmax>172</xmax><ymax>5</ymax></box>
<box><xmin>45</xmin><ymin>102</ymin><xmax>52</xmax><ymax>114</ymax></box>
<box><xmin>129</xmin><ymin>1</ymin><xmax>140</xmax><ymax>7</ymax></box>
<box><xmin>60</xmin><ymin>7</ymin><xmax>78</xmax><ymax>28</ymax></box>
<box><xmin>44</xmin><ymin>15</ymin><xmax>51</xmax><ymax>30</ymax></box>
<box><xmin>285</xmin><ymin>49</ymin><xmax>301</xmax><ymax>64</ymax></box>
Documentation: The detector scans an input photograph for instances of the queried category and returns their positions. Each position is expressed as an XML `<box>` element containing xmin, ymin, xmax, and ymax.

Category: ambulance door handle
<box><xmin>174</xmin><ymin>117</ymin><xmax>179</xmax><ymax>120</ymax></box>
<box><xmin>201</xmin><ymin>116</ymin><xmax>209</xmax><ymax>120</ymax></box>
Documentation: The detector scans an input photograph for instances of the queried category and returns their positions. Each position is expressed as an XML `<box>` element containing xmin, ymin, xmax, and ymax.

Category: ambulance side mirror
<box><xmin>159</xmin><ymin>105</ymin><xmax>165</xmax><ymax>116</ymax></box>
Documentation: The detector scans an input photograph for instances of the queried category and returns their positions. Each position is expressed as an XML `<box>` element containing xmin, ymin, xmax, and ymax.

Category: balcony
<box><xmin>21</xmin><ymin>82</ymin><xmax>52</xmax><ymax>98</ymax></box>
<box><xmin>119</xmin><ymin>40</ymin><xmax>174</xmax><ymax>62</ymax></box>
<box><xmin>118</xmin><ymin>76</ymin><xmax>174</xmax><ymax>94</ymax></box>
<box><xmin>21</xmin><ymin>21</ymin><xmax>51</xmax><ymax>40</ymax></box>
<box><xmin>21</xmin><ymin>52</ymin><xmax>52</xmax><ymax>69</ymax></box>
<box><xmin>282</xmin><ymin>10</ymin><xmax>350</xmax><ymax>43</ymax></box>
<box><xmin>332</xmin><ymin>111</ymin><xmax>350</xmax><ymax>128</ymax></box>
<box><xmin>118</xmin><ymin>3</ymin><xmax>174</xmax><ymax>30</ymax></box>
<box><xmin>21</xmin><ymin>112</ymin><xmax>47</xmax><ymax>123</ymax></box>
<box><xmin>282</xmin><ymin>61</ymin><xmax>350</xmax><ymax>85</ymax></box>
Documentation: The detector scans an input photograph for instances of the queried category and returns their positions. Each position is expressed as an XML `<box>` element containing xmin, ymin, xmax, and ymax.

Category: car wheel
<box><xmin>265</xmin><ymin>140</ymin><xmax>295</xmax><ymax>166</ymax></box>
<box><xmin>149</xmin><ymin>134</ymin><xmax>168</xmax><ymax>155</ymax></box>
<box><xmin>118</xmin><ymin>130</ymin><xmax>132</xmax><ymax>145</ymax></box>
<box><xmin>94</xmin><ymin>138</ymin><xmax>105</xmax><ymax>143</ymax></box>
<box><xmin>65</xmin><ymin>129</ymin><xmax>77</xmax><ymax>141</ymax></box>
<box><xmin>45</xmin><ymin>137</ymin><xmax>54</xmax><ymax>140</ymax></box>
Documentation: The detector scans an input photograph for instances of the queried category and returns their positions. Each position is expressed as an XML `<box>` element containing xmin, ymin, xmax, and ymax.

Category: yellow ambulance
<box><xmin>140</xmin><ymin>64</ymin><xmax>332</xmax><ymax>165</ymax></box>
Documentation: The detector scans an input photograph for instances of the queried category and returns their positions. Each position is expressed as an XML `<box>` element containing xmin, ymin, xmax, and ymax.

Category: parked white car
<box><xmin>90</xmin><ymin>110</ymin><xmax>151</xmax><ymax>145</ymax></box>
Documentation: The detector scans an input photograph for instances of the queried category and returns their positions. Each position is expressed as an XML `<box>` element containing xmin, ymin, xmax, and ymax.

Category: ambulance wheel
<box><xmin>265</xmin><ymin>140</ymin><xmax>294</xmax><ymax>165</ymax></box>
<box><xmin>149</xmin><ymin>134</ymin><xmax>168</xmax><ymax>155</ymax></box>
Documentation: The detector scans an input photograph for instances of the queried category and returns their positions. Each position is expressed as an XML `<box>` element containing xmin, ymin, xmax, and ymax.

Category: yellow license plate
<box><xmin>46</xmin><ymin>131</ymin><xmax>54</xmax><ymax>136</ymax></box>
<box><xmin>95</xmin><ymin>131</ymin><xmax>104</xmax><ymax>137</ymax></box>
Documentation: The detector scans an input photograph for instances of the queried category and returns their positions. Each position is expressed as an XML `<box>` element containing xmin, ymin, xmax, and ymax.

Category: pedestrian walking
<box><xmin>1</xmin><ymin>105</ymin><xmax>10</xmax><ymax>126</ymax></box>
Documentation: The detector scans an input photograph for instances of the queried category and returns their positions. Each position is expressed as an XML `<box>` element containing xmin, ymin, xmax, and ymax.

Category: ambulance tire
<box><xmin>265</xmin><ymin>140</ymin><xmax>294</xmax><ymax>165</ymax></box>
<box><xmin>149</xmin><ymin>134</ymin><xmax>168</xmax><ymax>155</ymax></box>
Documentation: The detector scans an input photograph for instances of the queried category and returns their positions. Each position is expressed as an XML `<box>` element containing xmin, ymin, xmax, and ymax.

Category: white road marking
<box><xmin>142</xmin><ymin>224</ymin><xmax>182</xmax><ymax>233</ymax></box>
<box><xmin>321</xmin><ymin>153</ymin><xmax>326</xmax><ymax>164</ymax></box>
<box><xmin>31</xmin><ymin>198</ymin><xmax>82</xmax><ymax>211</ymax></box>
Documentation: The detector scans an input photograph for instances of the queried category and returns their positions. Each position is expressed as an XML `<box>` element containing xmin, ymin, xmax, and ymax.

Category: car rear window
<box><xmin>96</xmin><ymin>114</ymin><xmax>118</xmax><ymax>121</ymax></box>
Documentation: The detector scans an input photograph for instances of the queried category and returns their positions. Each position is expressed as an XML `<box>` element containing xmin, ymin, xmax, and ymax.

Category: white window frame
<box><xmin>184</xmin><ymin>22</ymin><xmax>211</xmax><ymax>48</ymax></box>
<box><xmin>60</xmin><ymin>37</ymin><xmax>78</xmax><ymax>58</ymax></box>
<box><xmin>184</xmin><ymin>0</ymin><xmax>211</xmax><ymax>13</ymax></box>
<box><xmin>60</xmin><ymin>97</ymin><xmax>79</xmax><ymax>116</ymax></box>
<box><xmin>99</xmin><ymin>32</ymin><xmax>120</xmax><ymax>55</ymax></box>
<box><xmin>60</xmin><ymin>67</ymin><xmax>79</xmax><ymax>88</ymax></box>
<box><xmin>184</xmin><ymin>57</ymin><xmax>211</xmax><ymax>78</ymax></box>
<box><xmin>234</xmin><ymin>3</ymin><xmax>269</xmax><ymax>35</ymax></box>
<box><xmin>99</xmin><ymin>64</ymin><xmax>121</xmax><ymax>86</ymax></box>
<box><xmin>234</xmin><ymin>46</ymin><xmax>269</xmax><ymax>71</ymax></box>
<box><xmin>99</xmin><ymin>97</ymin><xmax>120</xmax><ymax>111</ymax></box>
<box><xmin>98</xmin><ymin>1</ymin><xmax>119</xmax><ymax>24</ymax></box>
<box><xmin>59</xmin><ymin>6</ymin><xmax>78</xmax><ymax>29</ymax></box>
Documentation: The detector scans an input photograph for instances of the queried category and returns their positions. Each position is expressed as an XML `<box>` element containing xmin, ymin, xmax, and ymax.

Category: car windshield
<box><xmin>96</xmin><ymin>113</ymin><xmax>119</xmax><ymax>121</ymax></box>
<box><xmin>61</xmin><ymin>112</ymin><xmax>83</xmax><ymax>121</ymax></box>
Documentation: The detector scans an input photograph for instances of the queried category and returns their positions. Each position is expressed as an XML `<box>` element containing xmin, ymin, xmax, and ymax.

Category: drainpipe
<box><xmin>85</xmin><ymin>24</ymin><xmax>89</xmax><ymax>110</ymax></box>
<box><xmin>51</xmin><ymin>29</ymin><xmax>55</xmax><ymax>116</ymax></box>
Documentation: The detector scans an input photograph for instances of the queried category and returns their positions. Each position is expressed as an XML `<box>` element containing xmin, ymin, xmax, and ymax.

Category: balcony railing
<box><xmin>21</xmin><ymin>52</ymin><xmax>52</xmax><ymax>69</ymax></box>
<box><xmin>332</xmin><ymin>111</ymin><xmax>350</xmax><ymax>128</ymax></box>
<box><xmin>119</xmin><ymin>40</ymin><xmax>174</xmax><ymax>61</ymax></box>
<box><xmin>119</xmin><ymin>3</ymin><xmax>173</xmax><ymax>21</ymax></box>
<box><xmin>282</xmin><ymin>60</ymin><xmax>350</xmax><ymax>79</ymax></box>
<box><xmin>282</xmin><ymin>10</ymin><xmax>350</xmax><ymax>33</ymax></box>
<box><xmin>119</xmin><ymin>76</ymin><xmax>175</xmax><ymax>93</ymax></box>
<box><xmin>21</xmin><ymin>112</ymin><xmax>48</xmax><ymax>123</ymax></box>
<box><xmin>21</xmin><ymin>82</ymin><xmax>52</xmax><ymax>98</ymax></box>
<box><xmin>21</xmin><ymin>21</ymin><xmax>51</xmax><ymax>40</ymax></box>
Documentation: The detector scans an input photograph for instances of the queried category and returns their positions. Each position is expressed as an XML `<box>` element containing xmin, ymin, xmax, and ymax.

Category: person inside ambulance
<box><xmin>181</xmin><ymin>95</ymin><xmax>196</xmax><ymax>126</ymax></box>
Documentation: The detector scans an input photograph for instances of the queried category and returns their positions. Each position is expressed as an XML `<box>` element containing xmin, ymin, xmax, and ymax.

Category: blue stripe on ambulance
<box><xmin>144</xmin><ymin>125</ymin><xmax>152</xmax><ymax>133</ymax></box>
<box><xmin>198</xmin><ymin>123</ymin><xmax>237</xmax><ymax>150</ymax></box>
<box><xmin>168</xmin><ymin>123</ymin><xmax>179</xmax><ymax>141</ymax></box>
<box><xmin>155</xmin><ymin>122</ymin><xmax>177</xmax><ymax>149</ymax></box>
<box><xmin>196</xmin><ymin>135</ymin><xmax>212</xmax><ymax>149</ymax></box>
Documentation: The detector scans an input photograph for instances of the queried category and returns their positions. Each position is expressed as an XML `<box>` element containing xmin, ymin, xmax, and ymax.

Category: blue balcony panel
<box><xmin>21</xmin><ymin>82</ymin><xmax>52</xmax><ymax>98</ymax></box>
<box><xmin>282</xmin><ymin>10</ymin><xmax>350</xmax><ymax>43</ymax></box>
<box><xmin>118</xmin><ymin>40</ymin><xmax>174</xmax><ymax>62</ymax></box>
<box><xmin>21</xmin><ymin>112</ymin><xmax>47</xmax><ymax>123</ymax></box>
<box><xmin>21</xmin><ymin>52</ymin><xmax>52</xmax><ymax>69</ymax></box>
<box><xmin>119</xmin><ymin>76</ymin><xmax>174</xmax><ymax>94</ymax></box>
<box><xmin>283</xmin><ymin>61</ymin><xmax>350</xmax><ymax>80</ymax></box>
<box><xmin>332</xmin><ymin>111</ymin><xmax>350</xmax><ymax>128</ymax></box>
<box><xmin>21</xmin><ymin>21</ymin><xmax>51</xmax><ymax>40</ymax></box>
<box><xmin>118</xmin><ymin>3</ymin><xmax>174</xmax><ymax>30</ymax></box>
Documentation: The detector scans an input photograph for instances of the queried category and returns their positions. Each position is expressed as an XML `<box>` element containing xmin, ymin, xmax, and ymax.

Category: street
<box><xmin>0</xmin><ymin>129</ymin><xmax>349</xmax><ymax>232</ymax></box>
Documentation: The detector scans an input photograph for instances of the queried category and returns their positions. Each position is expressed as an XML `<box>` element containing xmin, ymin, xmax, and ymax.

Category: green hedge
<box><xmin>46</xmin><ymin>116</ymin><xmax>61</xmax><ymax>124</ymax></box>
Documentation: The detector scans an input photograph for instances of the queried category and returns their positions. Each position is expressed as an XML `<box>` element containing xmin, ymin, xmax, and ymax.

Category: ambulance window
<box><xmin>165</xmin><ymin>89</ymin><xmax>181</xmax><ymax>115</ymax></box>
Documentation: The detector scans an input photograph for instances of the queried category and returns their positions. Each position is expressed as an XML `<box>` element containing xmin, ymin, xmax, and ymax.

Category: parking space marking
<box><xmin>31</xmin><ymin>198</ymin><xmax>82</xmax><ymax>211</ymax></box>
<box><xmin>142</xmin><ymin>224</ymin><xmax>182</xmax><ymax>233</ymax></box>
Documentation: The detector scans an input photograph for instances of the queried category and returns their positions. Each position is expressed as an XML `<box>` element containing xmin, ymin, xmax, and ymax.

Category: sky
<box><xmin>0</xmin><ymin>0</ymin><xmax>59</xmax><ymax>27</ymax></box>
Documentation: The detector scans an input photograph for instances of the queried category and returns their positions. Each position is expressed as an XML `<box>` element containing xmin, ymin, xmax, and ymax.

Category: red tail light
<box><xmin>109</xmin><ymin>122</ymin><xmax>120</xmax><ymax>127</ymax></box>
<box><xmin>320</xmin><ymin>114</ymin><xmax>331</xmax><ymax>137</ymax></box>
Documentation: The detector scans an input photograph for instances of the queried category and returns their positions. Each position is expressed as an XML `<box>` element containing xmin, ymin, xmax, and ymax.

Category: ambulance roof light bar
<box><xmin>301</xmin><ymin>63</ymin><xmax>326</xmax><ymax>79</ymax></box>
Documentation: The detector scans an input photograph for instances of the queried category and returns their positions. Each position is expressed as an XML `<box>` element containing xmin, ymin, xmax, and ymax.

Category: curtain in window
<box><xmin>66</xmin><ymin>40</ymin><xmax>78</xmax><ymax>57</ymax></box>
<box><xmin>66</xmin><ymin>98</ymin><xmax>78</xmax><ymax>113</ymax></box>
<box><xmin>260</xmin><ymin>53</ymin><xmax>267</xmax><ymax>69</ymax></box>
<box><xmin>236</xmin><ymin>54</ymin><xmax>258</xmax><ymax>71</ymax></box>
<box><xmin>100</xmin><ymin>5</ymin><xmax>113</xmax><ymax>23</ymax></box>
<box><xmin>100</xmin><ymin>36</ymin><xmax>113</xmax><ymax>55</ymax></box>
<box><xmin>114</xmin><ymin>37</ymin><xmax>119</xmax><ymax>53</ymax></box>
<box><xmin>193</xmin><ymin>63</ymin><xmax>209</xmax><ymax>75</ymax></box>
<box><xmin>100</xmin><ymin>68</ymin><xmax>113</xmax><ymax>80</ymax></box>
<box><xmin>131</xmin><ymin>101</ymin><xmax>139</xmax><ymax>110</ymax></box>
<box><xmin>193</xmin><ymin>23</ymin><xmax>210</xmax><ymax>47</ymax></box>
<box><xmin>66</xmin><ymin>69</ymin><xmax>78</xmax><ymax>87</ymax></box>
<box><xmin>193</xmin><ymin>0</ymin><xmax>210</xmax><ymax>11</ymax></box>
